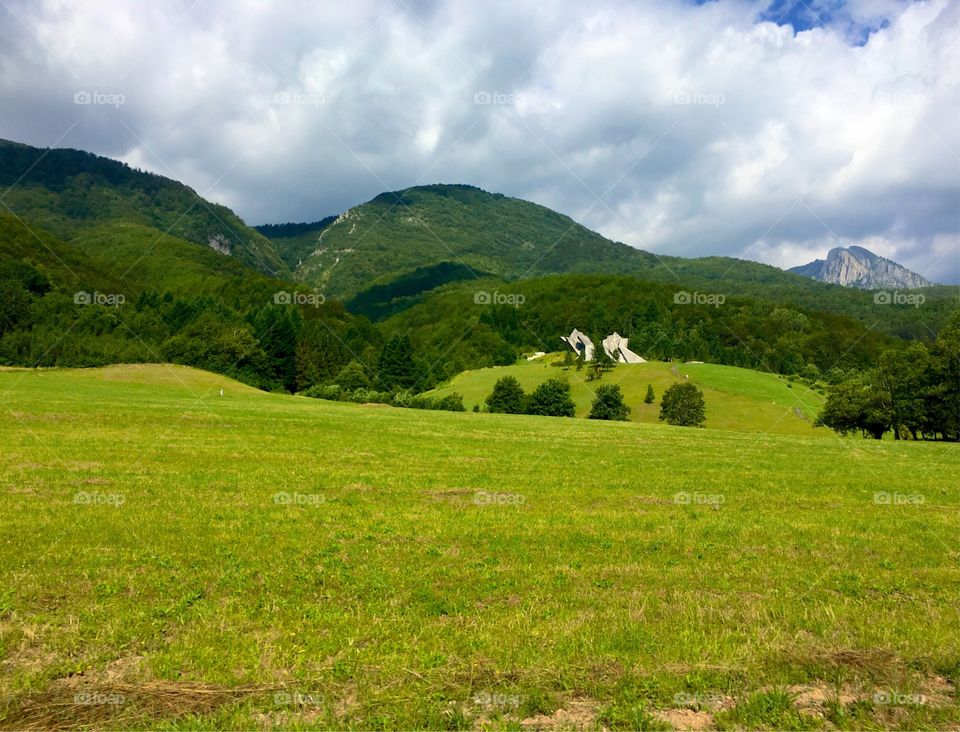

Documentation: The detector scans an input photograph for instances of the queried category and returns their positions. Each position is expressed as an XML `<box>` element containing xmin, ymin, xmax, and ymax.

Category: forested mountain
<box><xmin>0</xmin><ymin>139</ymin><xmax>288</xmax><ymax>277</ymax></box>
<box><xmin>278</xmin><ymin>183</ymin><xmax>957</xmax><ymax>338</ymax></box>
<box><xmin>283</xmin><ymin>183</ymin><xmax>813</xmax><ymax>301</ymax></box>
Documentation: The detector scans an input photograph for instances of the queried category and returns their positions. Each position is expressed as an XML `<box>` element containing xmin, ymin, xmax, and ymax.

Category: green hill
<box><xmin>287</xmin><ymin>183</ymin><xmax>807</xmax><ymax>301</ymax></box>
<box><xmin>380</xmin><ymin>273</ymin><xmax>896</xmax><ymax>385</ymax></box>
<box><xmin>2</xmin><ymin>364</ymin><xmax>958</xmax><ymax>730</ymax></box>
<box><xmin>0</xmin><ymin>139</ymin><xmax>288</xmax><ymax>278</ymax></box>
<box><xmin>281</xmin><ymin>183</ymin><xmax>957</xmax><ymax>337</ymax></box>
<box><xmin>426</xmin><ymin>355</ymin><xmax>826</xmax><ymax>436</ymax></box>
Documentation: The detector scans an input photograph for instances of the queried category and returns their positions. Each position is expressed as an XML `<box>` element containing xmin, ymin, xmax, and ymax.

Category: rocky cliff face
<box><xmin>789</xmin><ymin>246</ymin><xmax>932</xmax><ymax>289</ymax></box>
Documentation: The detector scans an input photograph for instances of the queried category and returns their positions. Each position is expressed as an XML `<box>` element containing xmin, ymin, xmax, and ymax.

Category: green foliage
<box><xmin>589</xmin><ymin>384</ymin><xmax>631</xmax><ymax>421</ymax></box>
<box><xmin>383</xmin><ymin>274</ymin><xmax>904</xmax><ymax>381</ymax></box>
<box><xmin>592</xmin><ymin>335</ymin><xmax>616</xmax><ymax>376</ymax></box>
<box><xmin>485</xmin><ymin>376</ymin><xmax>526</xmax><ymax>414</ymax></box>
<box><xmin>334</xmin><ymin>360</ymin><xmax>373</xmax><ymax>391</ymax></box>
<box><xmin>377</xmin><ymin>334</ymin><xmax>426</xmax><ymax>391</ymax></box>
<box><xmin>644</xmin><ymin>384</ymin><xmax>655</xmax><ymax>404</ymax></box>
<box><xmin>302</xmin><ymin>384</ymin><xmax>464</xmax><ymax>412</ymax></box>
<box><xmin>659</xmin><ymin>381</ymin><xmax>706</xmax><ymax>427</ymax></box>
<box><xmin>526</xmin><ymin>378</ymin><xmax>576</xmax><ymax>417</ymax></box>
<box><xmin>817</xmin><ymin>316</ymin><xmax>960</xmax><ymax>441</ymax></box>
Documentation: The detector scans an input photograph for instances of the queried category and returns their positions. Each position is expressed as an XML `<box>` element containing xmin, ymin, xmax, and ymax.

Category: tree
<box><xmin>591</xmin><ymin>335</ymin><xmax>615</xmax><ymax>377</ymax></box>
<box><xmin>659</xmin><ymin>382</ymin><xmax>706</xmax><ymax>427</ymax></box>
<box><xmin>377</xmin><ymin>334</ymin><xmax>425</xmax><ymax>391</ymax></box>
<box><xmin>816</xmin><ymin>378</ymin><xmax>872</xmax><ymax>436</ymax></box>
<box><xmin>0</xmin><ymin>280</ymin><xmax>31</xmax><ymax>337</ymax></box>
<box><xmin>644</xmin><ymin>384</ymin><xmax>655</xmax><ymax>404</ymax></box>
<box><xmin>526</xmin><ymin>378</ymin><xmax>576</xmax><ymax>417</ymax></box>
<box><xmin>589</xmin><ymin>384</ymin><xmax>630</xmax><ymax>421</ymax></box>
<box><xmin>485</xmin><ymin>376</ymin><xmax>526</xmax><ymax>414</ymax></box>
<box><xmin>252</xmin><ymin>306</ymin><xmax>301</xmax><ymax>392</ymax></box>
<box><xmin>816</xmin><ymin>375</ymin><xmax>889</xmax><ymax>440</ymax></box>
<box><xmin>876</xmin><ymin>344</ymin><xmax>931</xmax><ymax>439</ymax></box>
<box><xmin>334</xmin><ymin>360</ymin><xmax>372</xmax><ymax>391</ymax></box>
<box><xmin>295</xmin><ymin>319</ymin><xmax>349</xmax><ymax>391</ymax></box>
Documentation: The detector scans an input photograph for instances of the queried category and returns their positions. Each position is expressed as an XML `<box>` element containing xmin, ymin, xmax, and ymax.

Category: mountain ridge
<box><xmin>789</xmin><ymin>245</ymin><xmax>932</xmax><ymax>289</ymax></box>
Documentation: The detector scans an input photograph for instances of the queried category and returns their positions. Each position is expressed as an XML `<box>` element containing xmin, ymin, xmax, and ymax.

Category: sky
<box><xmin>0</xmin><ymin>0</ymin><xmax>957</xmax><ymax>283</ymax></box>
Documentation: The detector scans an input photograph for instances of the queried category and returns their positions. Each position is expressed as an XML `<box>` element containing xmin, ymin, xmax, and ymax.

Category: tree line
<box><xmin>817</xmin><ymin>312</ymin><xmax>960</xmax><ymax>440</ymax></box>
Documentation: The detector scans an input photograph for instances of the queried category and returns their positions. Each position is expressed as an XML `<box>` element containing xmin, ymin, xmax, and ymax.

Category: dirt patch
<box><xmin>787</xmin><ymin>683</ymin><xmax>858</xmax><ymax>717</ymax></box>
<box><xmin>520</xmin><ymin>697</ymin><xmax>599</xmax><ymax>730</ymax></box>
<box><xmin>652</xmin><ymin>708</ymin><xmax>714</xmax><ymax>730</ymax></box>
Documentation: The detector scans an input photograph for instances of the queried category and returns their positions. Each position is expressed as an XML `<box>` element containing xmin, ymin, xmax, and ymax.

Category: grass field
<box><xmin>426</xmin><ymin>356</ymin><xmax>825</xmax><ymax>437</ymax></box>
<box><xmin>1</xmin><ymin>365</ymin><xmax>958</xmax><ymax>730</ymax></box>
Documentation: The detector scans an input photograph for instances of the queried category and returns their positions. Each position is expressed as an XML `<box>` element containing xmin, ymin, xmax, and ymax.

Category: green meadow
<box><xmin>427</xmin><ymin>356</ymin><xmax>825</xmax><ymax>437</ymax></box>
<box><xmin>1</xmin><ymin>365</ymin><xmax>958</xmax><ymax>730</ymax></box>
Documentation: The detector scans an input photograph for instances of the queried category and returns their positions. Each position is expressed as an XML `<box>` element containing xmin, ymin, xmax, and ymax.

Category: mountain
<box><xmin>789</xmin><ymin>245</ymin><xmax>932</xmax><ymax>289</ymax></box>
<box><xmin>279</xmin><ymin>183</ymin><xmax>817</xmax><ymax>301</ymax></box>
<box><xmin>274</xmin><ymin>184</ymin><xmax>956</xmax><ymax>338</ymax></box>
<box><xmin>0</xmin><ymin>139</ymin><xmax>288</xmax><ymax>278</ymax></box>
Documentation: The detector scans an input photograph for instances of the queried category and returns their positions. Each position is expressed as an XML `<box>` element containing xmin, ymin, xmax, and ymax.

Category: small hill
<box><xmin>0</xmin><ymin>139</ymin><xmax>288</xmax><ymax>278</ymax></box>
<box><xmin>425</xmin><ymin>355</ymin><xmax>825</xmax><ymax>436</ymax></box>
<box><xmin>789</xmin><ymin>245</ymin><xmax>933</xmax><ymax>289</ymax></box>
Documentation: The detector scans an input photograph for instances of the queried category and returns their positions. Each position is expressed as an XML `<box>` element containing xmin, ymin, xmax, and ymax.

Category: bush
<box><xmin>659</xmin><ymin>381</ymin><xmax>706</xmax><ymax>427</ymax></box>
<box><xmin>301</xmin><ymin>384</ymin><xmax>342</xmax><ymax>400</ymax></box>
<box><xmin>589</xmin><ymin>384</ymin><xmax>630</xmax><ymax>421</ymax></box>
<box><xmin>644</xmin><ymin>384</ymin><xmax>655</xmax><ymax>404</ymax></box>
<box><xmin>526</xmin><ymin>378</ymin><xmax>575</xmax><ymax>417</ymax></box>
<box><xmin>485</xmin><ymin>375</ymin><xmax>526</xmax><ymax>414</ymax></box>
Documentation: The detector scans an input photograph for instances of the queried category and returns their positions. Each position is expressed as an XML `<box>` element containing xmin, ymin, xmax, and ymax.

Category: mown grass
<box><xmin>426</xmin><ymin>355</ymin><xmax>825</xmax><ymax>436</ymax></box>
<box><xmin>1</xmin><ymin>365</ymin><xmax>957</xmax><ymax>730</ymax></box>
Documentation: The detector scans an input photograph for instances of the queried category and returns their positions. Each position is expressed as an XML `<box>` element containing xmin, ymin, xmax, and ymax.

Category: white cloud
<box><xmin>0</xmin><ymin>0</ymin><xmax>957</xmax><ymax>282</ymax></box>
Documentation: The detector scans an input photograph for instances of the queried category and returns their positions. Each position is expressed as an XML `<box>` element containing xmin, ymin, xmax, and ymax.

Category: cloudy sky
<box><xmin>0</xmin><ymin>0</ymin><xmax>957</xmax><ymax>282</ymax></box>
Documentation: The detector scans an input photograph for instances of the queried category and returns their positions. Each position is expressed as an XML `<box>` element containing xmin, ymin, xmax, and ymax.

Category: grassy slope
<box><xmin>2</xmin><ymin>365</ymin><xmax>958</xmax><ymax>729</ymax></box>
<box><xmin>426</xmin><ymin>355</ymin><xmax>825</xmax><ymax>436</ymax></box>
